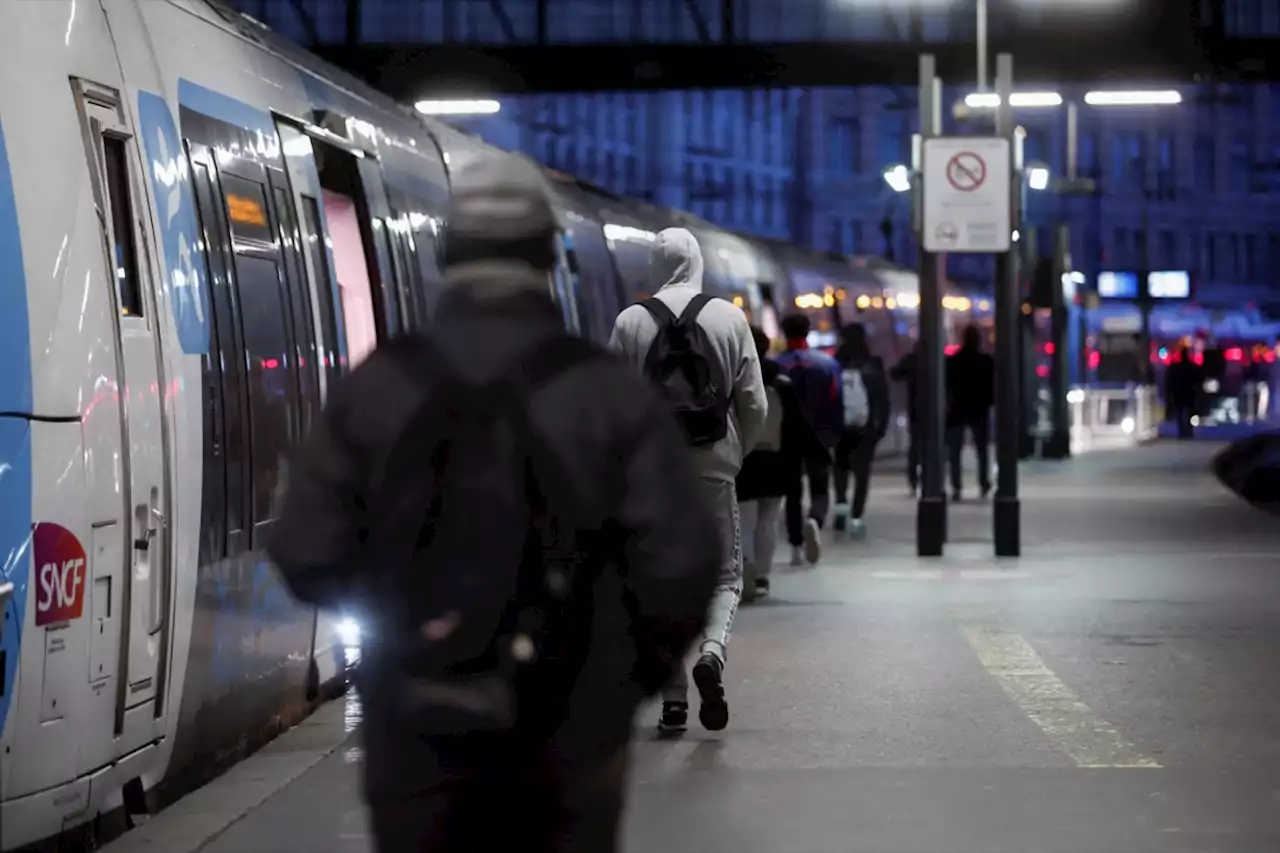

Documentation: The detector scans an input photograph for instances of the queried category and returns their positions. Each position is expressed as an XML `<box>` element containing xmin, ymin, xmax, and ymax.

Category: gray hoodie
<box><xmin>609</xmin><ymin>227</ymin><xmax>768</xmax><ymax>483</ymax></box>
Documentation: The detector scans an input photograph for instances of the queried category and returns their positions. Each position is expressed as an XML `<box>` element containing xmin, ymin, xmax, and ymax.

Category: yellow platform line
<box><xmin>955</xmin><ymin>606</ymin><xmax>1162</xmax><ymax>769</ymax></box>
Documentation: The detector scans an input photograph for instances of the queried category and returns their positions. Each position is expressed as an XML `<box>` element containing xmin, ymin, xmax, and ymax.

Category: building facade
<box><xmin>456</xmin><ymin>83</ymin><xmax>1280</xmax><ymax>296</ymax></box>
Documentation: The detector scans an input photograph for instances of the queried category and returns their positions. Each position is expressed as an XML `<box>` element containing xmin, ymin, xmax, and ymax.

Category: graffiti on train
<box><xmin>202</xmin><ymin>555</ymin><xmax>311</xmax><ymax>695</ymax></box>
<box><xmin>33</xmin><ymin>522</ymin><xmax>87</xmax><ymax>627</ymax></box>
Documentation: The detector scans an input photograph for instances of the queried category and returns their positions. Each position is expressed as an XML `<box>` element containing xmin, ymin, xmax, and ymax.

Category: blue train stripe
<box><xmin>137</xmin><ymin>90</ymin><xmax>211</xmax><ymax>355</ymax></box>
<box><xmin>0</xmin><ymin>114</ymin><xmax>33</xmax><ymax>736</ymax></box>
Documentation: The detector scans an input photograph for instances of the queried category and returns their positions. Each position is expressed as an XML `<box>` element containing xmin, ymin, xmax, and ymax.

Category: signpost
<box><xmin>923</xmin><ymin>137</ymin><xmax>1012</xmax><ymax>254</ymax></box>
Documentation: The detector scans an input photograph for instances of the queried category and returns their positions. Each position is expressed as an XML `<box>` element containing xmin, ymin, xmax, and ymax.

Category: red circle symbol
<box><xmin>946</xmin><ymin>152</ymin><xmax>987</xmax><ymax>192</ymax></box>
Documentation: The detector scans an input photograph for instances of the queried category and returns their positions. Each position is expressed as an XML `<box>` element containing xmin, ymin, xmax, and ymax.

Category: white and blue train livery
<box><xmin>0</xmin><ymin>3</ymin><xmax>989</xmax><ymax>848</ymax></box>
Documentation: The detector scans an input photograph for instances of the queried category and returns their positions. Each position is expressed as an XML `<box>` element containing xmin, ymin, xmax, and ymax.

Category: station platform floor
<box><xmin>102</xmin><ymin>441</ymin><xmax>1280</xmax><ymax>853</ymax></box>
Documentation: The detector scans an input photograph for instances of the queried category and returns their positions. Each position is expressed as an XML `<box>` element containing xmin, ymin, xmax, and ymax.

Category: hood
<box><xmin>650</xmin><ymin>227</ymin><xmax>704</xmax><ymax>293</ymax></box>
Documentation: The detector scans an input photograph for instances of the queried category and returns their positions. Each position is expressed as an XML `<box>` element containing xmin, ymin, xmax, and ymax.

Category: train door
<box><xmin>70</xmin><ymin>80</ymin><xmax>171</xmax><ymax>752</ymax></box>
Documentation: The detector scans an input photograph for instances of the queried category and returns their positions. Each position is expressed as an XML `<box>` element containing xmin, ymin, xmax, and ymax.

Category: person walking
<box><xmin>269</xmin><ymin>155</ymin><xmax>722</xmax><ymax>853</ymax></box>
<box><xmin>610</xmin><ymin>226</ymin><xmax>767</xmax><ymax>734</ymax></box>
<box><xmin>774</xmin><ymin>313</ymin><xmax>843</xmax><ymax>564</ymax></box>
<box><xmin>945</xmin><ymin>325</ymin><xmax>995</xmax><ymax>500</ymax></box>
<box><xmin>737</xmin><ymin>326</ymin><xmax>828</xmax><ymax>599</ymax></box>
<box><xmin>890</xmin><ymin>341</ymin><xmax>920</xmax><ymax>495</ymax></box>
<box><xmin>831</xmin><ymin>323</ymin><xmax>891</xmax><ymax>539</ymax></box>
<box><xmin>1164</xmin><ymin>341</ymin><xmax>1201</xmax><ymax>439</ymax></box>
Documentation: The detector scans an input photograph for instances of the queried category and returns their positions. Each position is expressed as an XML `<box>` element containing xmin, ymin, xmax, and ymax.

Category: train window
<box><xmin>101</xmin><ymin>136</ymin><xmax>143</xmax><ymax>317</ymax></box>
<box><xmin>190</xmin><ymin>157</ymin><xmax>247</xmax><ymax>554</ymax></box>
<box><xmin>232</xmin><ymin>252</ymin><xmax>299</xmax><ymax>527</ymax></box>
<box><xmin>220</xmin><ymin>173</ymin><xmax>276</xmax><ymax>246</ymax></box>
<box><xmin>273</xmin><ymin>185</ymin><xmax>320</xmax><ymax>433</ymax></box>
<box><xmin>300</xmin><ymin>195</ymin><xmax>344</xmax><ymax>385</ymax></box>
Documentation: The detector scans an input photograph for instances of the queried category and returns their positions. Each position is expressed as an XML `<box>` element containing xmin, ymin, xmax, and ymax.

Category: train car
<box><xmin>0</xmin><ymin>0</ymin><xmax>468</xmax><ymax>846</ymax></box>
<box><xmin>0</xmin><ymin>1</ymin><xmax>1018</xmax><ymax>848</ymax></box>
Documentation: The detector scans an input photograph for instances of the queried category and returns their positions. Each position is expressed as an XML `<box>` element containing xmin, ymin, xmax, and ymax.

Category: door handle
<box><xmin>134</xmin><ymin>527</ymin><xmax>156</xmax><ymax>552</ymax></box>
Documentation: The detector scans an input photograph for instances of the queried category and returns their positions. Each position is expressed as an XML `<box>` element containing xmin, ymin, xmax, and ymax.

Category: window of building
<box><xmin>1244</xmin><ymin>233</ymin><xmax>1259</xmax><ymax>282</ymax></box>
<box><xmin>1158</xmin><ymin>229</ymin><xmax>1177</xmax><ymax>269</ymax></box>
<box><xmin>1156</xmin><ymin>134</ymin><xmax>1176</xmax><ymax>194</ymax></box>
<box><xmin>1229</xmin><ymin>135</ymin><xmax>1252</xmax><ymax>193</ymax></box>
<box><xmin>1113</xmin><ymin>227</ymin><xmax>1130</xmax><ymax>266</ymax></box>
<box><xmin>1268</xmin><ymin>232</ymin><xmax>1280</xmax><ymax>278</ymax></box>
<box><xmin>1206</xmin><ymin>232</ymin><xmax>1218</xmax><ymax>279</ymax></box>
<box><xmin>1193</xmin><ymin>135</ymin><xmax>1215</xmax><ymax>193</ymax></box>
<box><xmin>1225</xmin><ymin>233</ymin><xmax>1240</xmax><ymax>280</ymax></box>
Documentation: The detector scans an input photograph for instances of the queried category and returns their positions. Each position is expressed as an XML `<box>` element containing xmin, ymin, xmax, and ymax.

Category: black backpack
<box><xmin>639</xmin><ymin>294</ymin><xmax>732</xmax><ymax>447</ymax></box>
<box><xmin>360</xmin><ymin>333</ymin><xmax>603</xmax><ymax>736</ymax></box>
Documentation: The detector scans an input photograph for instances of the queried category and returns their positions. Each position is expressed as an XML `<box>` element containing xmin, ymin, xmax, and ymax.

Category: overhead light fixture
<box><xmin>964</xmin><ymin>92</ymin><xmax>1063</xmax><ymax>109</ymax></box>
<box><xmin>1083</xmin><ymin>90</ymin><xmax>1182</xmax><ymax>106</ymax></box>
<box><xmin>1027</xmin><ymin>166</ymin><xmax>1051</xmax><ymax>191</ymax></box>
<box><xmin>415</xmin><ymin>99</ymin><xmax>501</xmax><ymax>116</ymax></box>
<box><xmin>882</xmin><ymin>164</ymin><xmax>911</xmax><ymax>194</ymax></box>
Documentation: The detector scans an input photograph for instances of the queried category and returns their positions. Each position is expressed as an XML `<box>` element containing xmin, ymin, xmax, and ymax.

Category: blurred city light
<box><xmin>883</xmin><ymin>164</ymin><xmax>911</xmax><ymax>193</ymax></box>
<box><xmin>964</xmin><ymin>92</ymin><xmax>1063</xmax><ymax>109</ymax></box>
<box><xmin>1083</xmin><ymin>90</ymin><xmax>1182</xmax><ymax>106</ymax></box>
<box><xmin>415</xmin><ymin>99</ymin><xmax>501</xmax><ymax>115</ymax></box>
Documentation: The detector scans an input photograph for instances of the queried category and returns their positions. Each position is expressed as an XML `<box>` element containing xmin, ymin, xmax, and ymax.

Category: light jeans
<box><xmin>740</xmin><ymin>496</ymin><xmax>783</xmax><ymax>580</ymax></box>
<box><xmin>663</xmin><ymin>478</ymin><xmax>742</xmax><ymax>704</ymax></box>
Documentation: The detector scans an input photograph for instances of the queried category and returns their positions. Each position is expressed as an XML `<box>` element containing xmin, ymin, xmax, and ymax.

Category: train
<box><xmin>0</xmin><ymin>1</ymin><xmax>1002</xmax><ymax>848</ymax></box>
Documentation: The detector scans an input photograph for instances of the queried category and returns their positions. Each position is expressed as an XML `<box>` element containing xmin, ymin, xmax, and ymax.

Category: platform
<box><xmin>101</xmin><ymin>441</ymin><xmax>1280</xmax><ymax>853</ymax></box>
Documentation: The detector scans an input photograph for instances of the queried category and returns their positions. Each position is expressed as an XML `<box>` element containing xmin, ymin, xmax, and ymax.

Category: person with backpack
<box><xmin>610</xmin><ymin>226</ymin><xmax>767</xmax><ymax>734</ymax></box>
<box><xmin>774</xmin><ymin>313</ymin><xmax>843</xmax><ymax>565</ymax></box>
<box><xmin>269</xmin><ymin>156</ymin><xmax>722</xmax><ymax>853</ymax></box>
<box><xmin>831</xmin><ymin>323</ymin><xmax>891</xmax><ymax>539</ymax></box>
<box><xmin>737</xmin><ymin>326</ymin><xmax>828</xmax><ymax>599</ymax></box>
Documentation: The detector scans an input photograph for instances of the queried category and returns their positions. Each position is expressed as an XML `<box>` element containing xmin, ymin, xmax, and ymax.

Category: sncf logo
<box><xmin>33</xmin><ymin>523</ymin><xmax>88</xmax><ymax>627</ymax></box>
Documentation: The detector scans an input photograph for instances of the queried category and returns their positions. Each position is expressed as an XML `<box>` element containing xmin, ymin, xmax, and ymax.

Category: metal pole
<box><xmin>1138</xmin><ymin>195</ymin><xmax>1153</xmax><ymax>384</ymax></box>
<box><xmin>916</xmin><ymin>54</ymin><xmax>946</xmax><ymax>557</ymax></box>
<box><xmin>1044</xmin><ymin>100</ymin><xmax>1078</xmax><ymax>459</ymax></box>
<box><xmin>976</xmin><ymin>0</ymin><xmax>988</xmax><ymax>92</ymax></box>
<box><xmin>993</xmin><ymin>52</ymin><xmax>1021</xmax><ymax>557</ymax></box>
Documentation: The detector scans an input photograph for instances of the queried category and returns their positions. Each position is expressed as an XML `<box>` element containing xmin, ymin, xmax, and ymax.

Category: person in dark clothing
<box><xmin>831</xmin><ymin>324</ymin><xmax>891</xmax><ymax>538</ymax></box>
<box><xmin>737</xmin><ymin>326</ymin><xmax>827</xmax><ymax>598</ymax></box>
<box><xmin>1164</xmin><ymin>342</ymin><xmax>1202</xmax><ymax>440</ymax></box>
<box><xmin>945</xmin><ymin>325</ymin><xmax>995</xmax><ymax>500</ymax></box>
<box><xmin>268</xmin><ymin>155</ymin><xmax>720</xmax><ymax>853</ymax></box>
<box><xmin>774</xmin><ymin>313</ymin><xmax>842</xmax><ymax>565</ymax></box>
<box><xmin>890</xmin><ymin>342</ymin><xmax>920</xmax><ymax>494</ymax></box>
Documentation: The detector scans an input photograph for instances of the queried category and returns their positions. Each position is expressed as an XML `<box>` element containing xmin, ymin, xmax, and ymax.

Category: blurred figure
<box><xmin>737</xmin><ymin>326</ymin><xmax>827</xmax><ymax>599</ymax></box>
<box><xmin>270</xmin><ymin>156</ymin><xmax>721</xmax><ymax>853</ymax></box>
<box><xmin>890</xmin><ymin>341</ymin><xmax>920</xmax><ymax>494</ymax></box>
<box><xmin>775</xmin><ymin>313</ymin><xmax>843</xmax><ymax>565</ymax></box>
<box><xmin>611</xmin><ymin>226</ymin><xmax>766</xmax><ymax>734</ymax></box>
<box><xmin>945</xmin><ymin>325</ymin><xmax>995</xmax><ymax>500</ymax></box>
<box><xmin>1165</xmin><ymin>342</ymin><xmax>1201</xmax><ymax>439</ymax></box>
<box><xmin>832</xmin><ymin>324</ymin><xmax>891</xmax><ymax>539</ymax></box>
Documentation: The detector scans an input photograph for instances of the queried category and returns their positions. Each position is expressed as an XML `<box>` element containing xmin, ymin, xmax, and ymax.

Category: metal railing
<box><xmin>1067</xmin><ymin>384</ymin><xmax>1158</xmax><ymax>453</ymax></box>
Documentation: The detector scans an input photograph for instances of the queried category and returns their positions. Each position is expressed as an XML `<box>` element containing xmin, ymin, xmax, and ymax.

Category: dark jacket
<box><xmin>269</xmin><ymin>276</ymin><xmax>720</xmax><ymax>796</ymax></box>
<box><xmin>891</xmin><ymin>349</ymin><xmax>919</xmax><ymax>424</ymax></box>
<box><xmin>836</xmin><ymin>351</ymin><xmax>891</xmax><ymax>439</ymax></box>
<box><xmin>945</xmin><ymin>346</ymin><xmax>995</xmax><ymax>426</ymax></box>
<box><xmin>1164</xmin><ymin>357</ymin><xmax>1201</xmax><ymax>408</ymax></box>
<box><xmin>736</xmin><ymin>359</ymin><xmax>828</xmax><ymax>501</ymax></box>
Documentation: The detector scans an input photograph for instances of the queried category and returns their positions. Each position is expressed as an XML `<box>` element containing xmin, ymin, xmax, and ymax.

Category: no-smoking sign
<box><xmin>922</xmin><ymin>137</ymin><xmax>1012</xmax><ymax>253</ymax></box>
<box><xmin>946</xmin><ymin>152</ymin><xmax>986</xmax><ymax>192</ymax></box>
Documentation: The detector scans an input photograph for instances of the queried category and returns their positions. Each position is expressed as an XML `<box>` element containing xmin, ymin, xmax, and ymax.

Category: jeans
<box><xmin>833</xmin><ymin>430</ymin><xmax>878</xmax><ymax>519</ymax></box>
<box><xmin>785</xmin><ymin>451</ymin><xmax>831</xmax><ymax>546</ymax></box>
<box><xmin>368</xmin><ymin>738</ymin><xmax>629</xmax><ymax>853</ymax></box>
<box><xmin>663</xmin><ymin>478</ymin><xmax>742</xmax><ymax>703</ymax></box>
<box><xmin>947</xmin><ymin>416</ymin><xmax>991</xmax><ymax>495</ymax></box>
<box><xmin>740</xmin><ymin>496</ymin><xmax>783</xmax><ymax>582</ymax></box>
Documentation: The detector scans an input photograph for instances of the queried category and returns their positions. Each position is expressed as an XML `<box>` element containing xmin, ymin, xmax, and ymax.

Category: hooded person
<box><xmin>609</xmin><ymin>226</ymin><xmax>767</xmax><ymax>734</ymax></box>
<box><xmin>270</xmin><ymin>155</ymin><xmax>721</xmax><ymax>853</ymax></box>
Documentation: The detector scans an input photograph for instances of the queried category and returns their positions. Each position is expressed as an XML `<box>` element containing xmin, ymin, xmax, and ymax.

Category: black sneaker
<box><xmin>755</xmin><ymin>577</ymin><xmax>770</xmax><ymax>597</ymax></box>
<box><xmin>658</xmin><ymin>701</ymin><xmax>688</xmax><ymax>733</ymax></box>
<box><xmin>692</xmin><ymin>654</ymin><xmax>729</xmax><ymax>732</ymax></box>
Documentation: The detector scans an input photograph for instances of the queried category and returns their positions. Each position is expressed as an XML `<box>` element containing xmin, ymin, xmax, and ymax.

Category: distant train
<box><xmin>0</xmin><ymin>2</ymin><xmax>994</xmax><ymax>849</ymax></box>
